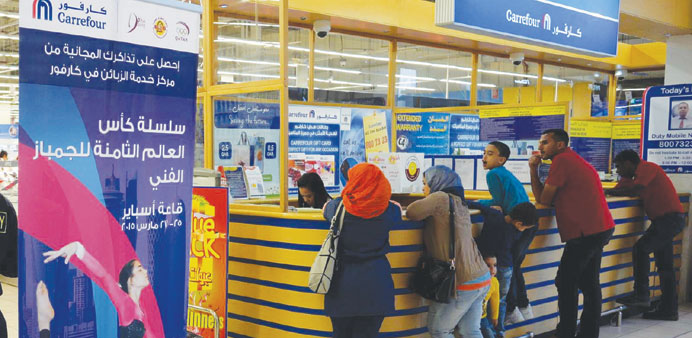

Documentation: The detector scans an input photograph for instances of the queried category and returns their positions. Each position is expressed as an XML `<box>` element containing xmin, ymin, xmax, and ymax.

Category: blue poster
<box><xmin>480</xmin><ymin>115</ymin><xmax>564</xmax><ymax>141</ymax></box>
<box><xmin>19</xmin><ymin>1</ymin><xmax>201</xmax><ymax>337</ymax></box>
<box><xmin>449</xmin><ymin>114</ymin><xmax>485</xmax><ymax>155</ymax></box>
<box><xmin>395</xmin><ymin>112</ymin><xmax>450</xmax><ymax>155</ymax></box>
<box><xmin>339</xmin><ymin>108</ymin><xmax>392</xmax><ymax>165</ymax></box>
<box><xmin>571</xmin><ymin>137</ymin><xmax>611</xmax><ymax>172</ymax></box>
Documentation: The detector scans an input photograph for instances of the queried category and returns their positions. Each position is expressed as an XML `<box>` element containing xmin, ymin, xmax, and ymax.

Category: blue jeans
<box><xmin>480</xmin><ymin>317</ymin><xmax>496</xmax><ymax>338</ymax></box>
<box><xmin>428</xmin><ymin>285</ymin><xmax>490</xmax><ymax>338</ymax></box>
<box><xmin>496</xmin><ymin>266</ymin><xmax>512</xmax><ymax>335</ymax></box>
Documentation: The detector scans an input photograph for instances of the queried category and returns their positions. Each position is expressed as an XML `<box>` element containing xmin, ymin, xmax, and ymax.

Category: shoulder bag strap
<box><xmin>448</xmin><ymin>195</ymin><xmax>456</xmax><ymax>265</ymax></box>
<box><xmin>331</xmin><ymin>201</ymin><xmax>346</xmax><ymax>234</ymax></box>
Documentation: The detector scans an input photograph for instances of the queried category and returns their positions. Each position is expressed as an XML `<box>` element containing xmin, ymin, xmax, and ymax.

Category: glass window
<box><xmin>477</xmin><ymin>55</ymin><xmax>539</xmax><ymax>105</ymax></box>
<box><xmin>395</xmin><ymin>43</ymin><xmax>473</xmax><ymax>108</ymax></box>
<box><xmin>213</xmin><ymin>91</ymin><xmax>281</xmax><ymax>197</ymax></box>
<box><xmin>313</xmin><ymin>33</ymin><xmax>389</xmax><ymax>106</ymax></box>
<box><xmin>195</xmin><ymin>99</ymin><xmax>204</xmax><ymax>168</ymax></box>
<box><xmin>614</xmin><ymin>69</ymin><xmax>664</xmax><ymax>117</ymax></box>
<box><xmin>543</xmin><ymin>64</ymin><xmax>610</xmax><ymax>118</ymax></box>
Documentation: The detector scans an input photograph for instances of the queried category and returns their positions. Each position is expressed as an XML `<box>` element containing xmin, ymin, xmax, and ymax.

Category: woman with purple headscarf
<box><xmin>407</xmin><ymin>165</ymin><xmax>489</xmax><ymax>338</ymax></box>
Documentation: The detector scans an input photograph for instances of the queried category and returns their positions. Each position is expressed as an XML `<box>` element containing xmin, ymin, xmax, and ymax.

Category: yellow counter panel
<box><xmin>226</xmin><ymin>195</ymin><xmax>689</xmax><ymax>337</ymax></box>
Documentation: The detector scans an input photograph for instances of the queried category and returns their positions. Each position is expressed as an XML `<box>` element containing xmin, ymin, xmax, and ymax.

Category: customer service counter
<box><xmin>225</xmin><ymin>193</ymin><xmax>690</xmax><ymax>338</ymax></box>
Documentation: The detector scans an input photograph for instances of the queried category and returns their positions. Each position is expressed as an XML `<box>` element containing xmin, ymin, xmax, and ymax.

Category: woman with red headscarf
<box><xmin>322</xmin><ymin>163</ymin><xmax>400</xmax><ymax>338</ymax></box>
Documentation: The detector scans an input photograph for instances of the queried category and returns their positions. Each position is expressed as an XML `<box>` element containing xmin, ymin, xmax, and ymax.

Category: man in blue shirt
<box><xmin>477</xmin><ymin>141</ymin><xmax>537</xmax><ymax>324</ymax></box>
<box><xmin>470</xmin><ymin>200</ymin><xmax>538</xmax><ymax>337</ymax></box>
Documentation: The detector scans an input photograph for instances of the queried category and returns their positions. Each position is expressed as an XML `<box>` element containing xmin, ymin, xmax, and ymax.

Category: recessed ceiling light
<box><xmin>219</xmin><ymin>4</ymin><xmax>228</xmax><ymax>8</ymax></box>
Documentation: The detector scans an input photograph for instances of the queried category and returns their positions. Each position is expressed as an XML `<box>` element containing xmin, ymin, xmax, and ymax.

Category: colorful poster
<box><xmin>213</xmin><ymin>101</ymin><xmax>280</xmax><ymax>196</ymax></box>
<box><xmin>288</xmin><ymin>105</ymin><xmax>341</xmax><ymax>192</ymax></box>
<box><xmin>479</xmin><ymin>105</ymin><xmax>565</xmax><ymax>141</ymax></box>
<box><xmin>339</xmin><ymin>108</ymin><xmax>392</xmax><ymax>172</ymax></box>
<box><xmin>188</xmin><ymin>187</ymin><xmax>228</xmax><ymax>338</ymax></box>
<box><xmin>570</xmin><ymin>120</ymin><xmax>612</xmax><ymax>172</ymax></box>
<box><xmin>642</xmin><ymin>84</ymin><xmax>692</xmax><ymax>173</ymax></box>
<box><xmin>395</xmin><ymin>112</ymin><xmax>450</xmax><ymax>155</ymax></box>
<box><xmin>449</xmin><ymin>114</ymin><xmax>485</xmax><ymax>155</ymax></box>
<box><xmin>19</xmin><ymin>1</ymin><xmax>200</xmax><ymax>337</ymax></box>
<box><xmin>367</xmin><ymin>152</ymin><xmax>425</xmax><ymax>194</ymax></box>
<box><xmin>611</xmin><ymin>123</ymin><xmax>641</xmax><ymax>168</ymax></box>
<box><xmin>363</xmin><ymin>112</ymin><xmax>390</xmax><ymax>156</ymax></box>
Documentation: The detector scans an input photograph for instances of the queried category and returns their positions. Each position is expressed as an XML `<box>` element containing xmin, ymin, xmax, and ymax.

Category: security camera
<box><xmin>509</xmin><ymin>52</ymin><xmax>525</xmax><ymax>66</ymax></box>
<box><xmin>313</xmin><ymin>20</ymin><xmax>331</xmax><ymax>39</ymax></box>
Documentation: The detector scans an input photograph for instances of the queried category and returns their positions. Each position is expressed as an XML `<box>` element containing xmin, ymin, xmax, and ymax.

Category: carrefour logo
<box><xmin>33</xmin><ymin>0</ymin><xmax>53</xmax><ymax>21</ymax></box>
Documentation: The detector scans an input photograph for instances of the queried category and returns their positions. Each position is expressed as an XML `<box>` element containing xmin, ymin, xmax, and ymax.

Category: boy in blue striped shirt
<box><xmin>478</xmin><ymin>141</ymin><xmax>536</xmax><ymax>326</ymax></box>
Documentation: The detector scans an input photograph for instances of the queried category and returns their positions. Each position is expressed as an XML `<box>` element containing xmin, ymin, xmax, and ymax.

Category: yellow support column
<box><xmin>536</xmin><ymin>63</ymin><xmax>544</xmax><ymax>103</ymax></box>
<box><xmin>470</xmin><ymin>53</ymin><xmax>478</xmax><ymax>106</ymax></box>
<box><xmin>608</xmin><ymin>73</ymin><xmax>617</xmax><ymax>121</ymax></box>
<box><xmin>279</xmin><ymin>0</ymin><xmax>289</xmax><ymax>212</ymax></box>
<box><xmin>387</xmin><ymin>40</ymin><xmax>397</xmax><ymax>109</ymax></box>
<box><xmin>202</xmin><ymin>0</ymin><xmax>216</xmax><ymax>169</ymax></box>
<box><xmin>308</xmin><ymin>30</ymin><xmax>315</xmax><ymax>103</ymax></box>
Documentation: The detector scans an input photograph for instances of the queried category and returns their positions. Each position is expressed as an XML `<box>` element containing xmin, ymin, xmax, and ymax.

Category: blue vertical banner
<box><xmin>19</xmin><ymin>0</ymin><xmax>200</xmax><ymax>337</ymax></box>
<box><xmin>395</xmin><ymin>112</ymin><xmax>451</xmax><ymax>155</ymax></box>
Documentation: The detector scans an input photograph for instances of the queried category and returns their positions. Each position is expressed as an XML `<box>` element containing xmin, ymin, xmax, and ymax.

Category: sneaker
<box><xmin>616</xmin><ymin>293</ymin><xmax>650</xmax><ymax>307</ymax></box>
<box><xmin>504</xmin><ymin>307</ymin><xmax>525</xmax><ymax>325</ymax></box>
<box><xmin>519</xmin><ymin>304</ymin><xmax>534</xmax><ymax>319</ymax></box>
<box><xmin>642</xmin><ymin>309</ymin><xmax>678</xmax><ymax>321</ymax></box>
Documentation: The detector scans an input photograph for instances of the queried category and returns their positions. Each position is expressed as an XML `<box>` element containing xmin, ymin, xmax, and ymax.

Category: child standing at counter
<box><xmin>477</xmin><ymin>141</ymin><xmax>536</xmax><ymax>326</ymax></box>
<box><xmin>480</xmin><ymin>255</ymin><xmax>500</xmax><ymax>338</ymax></box>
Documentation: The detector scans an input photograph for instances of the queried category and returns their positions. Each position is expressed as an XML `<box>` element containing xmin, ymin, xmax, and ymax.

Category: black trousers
<box><xmin>555</xmin><ymin>228</ymin><xmax>613</xmax><ymax>338</ymax></box>
<box><xmin>507</xmin><ymin>225</ymin><xmax>538</xmax><ymax>312</ymax></box>
<box><xmin>633</xmin><ymin>212</ymin><xmax>686</xmax><ymax>314</ymax></box>
<box><xmin>330</xmin><ymin>315</ymin><xmax>384</xmax><ymax>338</ymax></box>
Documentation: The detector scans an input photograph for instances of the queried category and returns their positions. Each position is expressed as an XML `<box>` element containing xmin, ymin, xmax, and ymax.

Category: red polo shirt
<box><xmin>545</xmin><ymin>148</ymin><xmax>615</xmax><ymax>242</ymax></box>
<box><xmin>614</xmin><ymin>161</ymin><xmax>683</xmax><ymax>219</ymax></box>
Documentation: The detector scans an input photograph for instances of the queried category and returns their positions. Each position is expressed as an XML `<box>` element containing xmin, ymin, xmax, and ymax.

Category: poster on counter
<box><xmin>642</xmin><ymin>84</ymin><xmax>692</xmax><ymax>173</ymax></box>
<box><xmin>214</xmin><ymin>101</ymin><xmax>279</xmax><ymax>196</ymax></box>
<box><xmin>19</xmin><ymin>0</ymin><xmax>200</xmax><ymax>337</ymax></box>
<box><xmin>449</xmin><ymin>114</ymin><xmax>486</xmax><ymax>155</ymax></box>
<box><xmin>479</xmin><ymin>105</ymin><xmax>566</xmax><ymax>141</ymax></box>
<box><xmin>570</xmin><ymin>120</ymin><xmax>613</xmax><ymax>172</ymax></box>
<box><xmin>395</xmin><ymin>112</ymin><xmax>450</xmax><ymax>155</ymax></box>
<box><xmin>367</xmin><ymin>152</ymin><xmax>425</xmax><ymax>194</ymax></box>
<box><xmin>288</xmin><ymin>105</ymin><xmax>340</xmax><ymax>192</ymax></box>
<box><xmin>611</xmin><ymin>123</ymin><xmax>641</xmax><ymax>168</ymax></box>
<box><xmin>188</xmin><ymin>187</ymin><xmax>228</xmax><ymax>338</ymax></box>
<box><xmin>340</xmin><ymin>108</ymin><xmax>392</xmax><ymax>166</ymax></box>
<box><xmin>223</xmin><ymin>166</ymin><xmax>248</xmax><ymax>200</ymax></box>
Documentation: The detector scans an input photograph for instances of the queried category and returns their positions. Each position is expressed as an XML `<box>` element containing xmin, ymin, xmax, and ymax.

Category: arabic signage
<box><xmin>19</xmin><ymin>0</ymin><xmax>200</xmax><ymax>337</ymax></box>
<box><xmin>569</xmin><ymin>120</ymin><xmax>612</xmax><ymax>172</ymax></box>
<box><xmin>395</xmin><ymin>112</ymin><xmax>450</xmax><ymax>155</ymax></box>
<box><xmin>611</xmin><ymin>123</ymin><xmax>641</xmax><ymax>168</ymax></box>
<box><xmin>435</xmin><ymin>0</ymin><xmax>620</xmax><ymax>57</ymax></box>
<box><xmin>449</xmin><ymin>114</ymin><xmax>486</xmax><ymax>155</ymax></box>
<box><xmin>479</xmin><ymin>105</ymin><xmax>566</xmax><ymax>141</ymax></box>
<box><xmin>288</xmin><ymin>105</ymin><xmax>341</xmax><ymax>192</ymax></box>
<box><xmin>642</xmin><ymin>84</ymin><xmax>692</xmax><ymax>173</ymax></box>
<box><xmin>188</xmin><ymin>187</ymin><xmax>228</xmax><ymax>338</ymax></box>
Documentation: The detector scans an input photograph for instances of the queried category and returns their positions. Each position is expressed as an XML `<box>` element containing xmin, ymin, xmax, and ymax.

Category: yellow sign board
<box><xmin>570</xmin><ymin>120</ymin><xmax>612</xmax><ymax>138</ymax></box>
<box><xmin>612</xmin><ymin>124</ymin><xmax>641</xmax><ymax>140</ymax></box>
<box><xmin>478</xmin><ymin>105</ymin><xmax>566</xmax><ymax>118</ymax></box>
<box><xmin>364</xmin><ymin>112</ymin><xmax>390</xmax><ymax>155</ymax></box>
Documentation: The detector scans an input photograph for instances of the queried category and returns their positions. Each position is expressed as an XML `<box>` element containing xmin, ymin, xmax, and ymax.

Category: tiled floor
<box><xmin>1</xmin><ymin>280</ymin><xmax>691</xmax><ymax>338</ymax></box>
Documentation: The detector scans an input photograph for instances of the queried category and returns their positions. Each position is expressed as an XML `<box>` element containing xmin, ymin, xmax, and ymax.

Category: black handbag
<box><xmin>410</xmin><ymin>195</ymin><xmax>456</xmax><ymax>303</ymax></box>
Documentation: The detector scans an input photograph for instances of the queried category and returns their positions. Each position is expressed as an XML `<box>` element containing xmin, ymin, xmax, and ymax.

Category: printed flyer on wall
<box><xmin>188</xmin><ymin>187</ymin><xmax>228</xmax><ymax>338</ymax></box>
<box><xmin>19</xmin><ymin>0</ymin><xmax>200</xmax><ymax>337</ymax></box>
<box><xmin>570</xmin><ymin>120</ymin><xmax>613</xmax><ymax>172</ymax></box>
<box><xmin>642</xmin><ymin>84</ymin><xmax>692</xmax><ymax>173</ymax></box>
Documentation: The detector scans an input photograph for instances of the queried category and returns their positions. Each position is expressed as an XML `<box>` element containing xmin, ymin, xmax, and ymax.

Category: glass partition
<box><xmin>614</xmin><ymin>69</ymin><xmax>664</xmax><ymax>117</ymax></box>
<box><xmin>313</xmin><ymin>32</ymin><xmax>389</xmax><ymax>105</ymax></box>
<box><xmin>395</xmin><ymin>43</ymin><xmax>473</xmax><ymax>108</ymax></box>
<box><xmin>543</xmin><ymin>64</ymin><xmax>610</xmax><ymax>118</ymax></box>
<box><xmin>477</xmin><ymin>55</ymin><xmax>539</xmax><ymax>105</ymax></box>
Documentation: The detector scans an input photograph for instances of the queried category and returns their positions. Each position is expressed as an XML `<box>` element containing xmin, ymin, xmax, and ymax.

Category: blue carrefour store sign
<box><xmin>435</xmin><ymin>0</ymin><xmax>620</xmax><ymax>57</ymax></box>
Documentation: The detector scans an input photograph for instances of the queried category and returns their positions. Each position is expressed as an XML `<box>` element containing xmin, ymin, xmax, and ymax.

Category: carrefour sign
<box><xmin>436</xmin><ymin>0</ymin><xmax>620</xmax><ymax>57</ymax></box>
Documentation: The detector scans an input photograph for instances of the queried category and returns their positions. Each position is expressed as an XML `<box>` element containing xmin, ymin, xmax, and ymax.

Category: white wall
<box><xmin>664</xmin><ymin>35</ymin><xmax>692</xmax><ymax>302</ymax></box>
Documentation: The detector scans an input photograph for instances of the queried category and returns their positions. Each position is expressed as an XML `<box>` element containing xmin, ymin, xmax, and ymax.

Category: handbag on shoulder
<box><xmin>308</xmin><ymin>201</ymin><xmax>345</xmax><ymax>294</ymax></box>
<box><xmin>410</xmin><ymin>195</ymin><xmax>456</xmax><ymax>303</ymax></box>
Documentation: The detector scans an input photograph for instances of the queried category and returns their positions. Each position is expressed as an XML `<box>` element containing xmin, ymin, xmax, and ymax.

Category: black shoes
<box><xmin>616</xmin><ymin>293</ymin><xmax>651</xmax><ymax>307</ymax></box>
<box><xmin>642</xmin><ymin>309</ymin><xmax>678</xmax><ymax>321</ymax></box>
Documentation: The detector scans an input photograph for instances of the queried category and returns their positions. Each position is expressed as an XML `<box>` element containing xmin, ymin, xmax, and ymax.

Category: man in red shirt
<box><xmin>529</xmin><ymin>129</ymin><xmax>615</xmax><ymax>338</ymax></box>
<box><xmin>606</xmin><ymin>149</ymin><xmax>686</xmax><ymax>321</ymax></box>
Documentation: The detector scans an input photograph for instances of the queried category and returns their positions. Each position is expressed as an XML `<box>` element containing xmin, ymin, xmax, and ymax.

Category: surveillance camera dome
<box><xmin>509</xmin><ymin>52</ymin><xmax>525</xmax><ymax>66</ymax></box>
<box><xmin>313</xmin><ymin>20</ymin><xmax>331</xmax><ymax>39</ymax></box>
